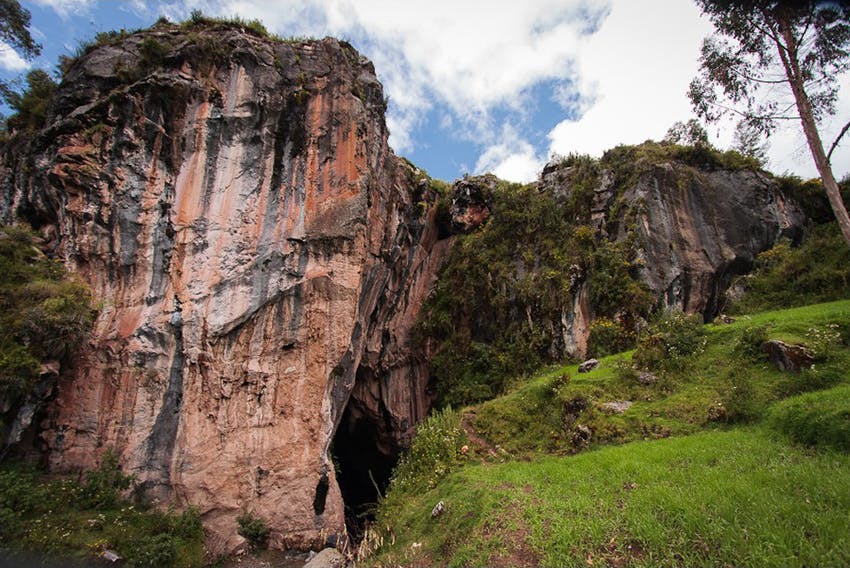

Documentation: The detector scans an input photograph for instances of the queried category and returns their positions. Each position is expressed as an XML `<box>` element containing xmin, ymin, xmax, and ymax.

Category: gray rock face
<box><xmin>538</xmin><ymin>158</ymin><xmax>805</xmax><ymax>356</ymax></box>
<box><xmin>622</xmin><ymin>166</ymin><xmax>804</xmax><ymax>318</ymax></box>
<box><xmin>1</xmin><ymin>25</ymin><xmax>445</xmax><ymax>552</ymax></box>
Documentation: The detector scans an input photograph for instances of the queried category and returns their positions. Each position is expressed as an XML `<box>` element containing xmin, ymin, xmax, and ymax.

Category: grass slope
<box><xmin>371</xmin><ymin>301</ymin><xmax>850</xmax><ymax>567</ymax></box>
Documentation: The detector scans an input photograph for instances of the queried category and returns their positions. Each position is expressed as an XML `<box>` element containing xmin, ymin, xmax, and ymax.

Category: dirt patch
<box><xmin>478</xmin><ymin>509</ymin><xmax>540</xmax><ymax>567</ymax></box>
<box><xmin>585</xmin><ymin>537</ymin><xmax>645</xmax><ymax>568</ymax></box>
<box><xmin>461</xmin><ymin>411</ymin><xmax>501</xmax><ymax>461</ymax></box>
<box><xmin>221</xmin><ymin>549</ymin><xmax>309</xmax><ymax>568</ymax></box>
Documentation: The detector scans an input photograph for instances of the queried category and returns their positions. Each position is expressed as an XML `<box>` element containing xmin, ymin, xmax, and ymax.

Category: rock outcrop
<box><xmin>1</xmin><ymin>24</ymin><xmax>445</xmax><ymax>552</ymax></box>
<box><xmin>539</xmin><ymin>155</ymin><xmax>805</xmax><ymax>356</ymax></box>
<box><xmin>0</xmin><ymin>20</ymin><xmax>811</xmax><ymax>554</ymax></box>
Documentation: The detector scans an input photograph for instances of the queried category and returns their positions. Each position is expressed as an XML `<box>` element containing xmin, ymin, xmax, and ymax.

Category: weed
<box><xmin>236</xmin><ymin>511</ymin><xmax>269</xmax><ymax>549</ymax></box>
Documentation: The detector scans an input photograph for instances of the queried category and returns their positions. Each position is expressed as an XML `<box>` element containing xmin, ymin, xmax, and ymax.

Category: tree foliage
<box><xmin>0</xmin><ymin>225</ymin><xmax>94</xmax><ymax>423</ymax></box>
<box><xmin>0</xmin><ymin>0</ymin><xmax>40</xmax><ymax>100</ymax></box>
<box><xmin>4</xmin><ymin>69</ymin><xmax>57</xmax><ymax>132</ymax></box>
<box><xmin>663</xmin><ymin>119</ymin><xmax>710</xmax><ymax>147</ymax></box>
<box><xmin>690</xmin><ymin>1</ymin><xmax>849</xmax><ymax>135</ymax></box>
<box><xmin>689</xmin><ymin>0</ymin><xmax>850</xmax><ymax>247</ymax></box>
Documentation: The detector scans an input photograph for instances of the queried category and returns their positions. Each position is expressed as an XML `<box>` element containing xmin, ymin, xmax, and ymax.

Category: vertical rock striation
<box><xmin>0</xmin><ymin>25</ymin><xmax>443</xmax><ymax>551</ymax></box>
<box><xmin>538</xmin><ymin>157</ymin><xmax>805</xmax><ymax>356</ymax></box>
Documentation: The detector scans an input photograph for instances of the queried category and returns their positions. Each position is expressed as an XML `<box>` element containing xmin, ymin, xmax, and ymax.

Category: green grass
<box><xmin>372</xmin><ymin>300</ymin><xmax>850</xmax><ymax>567</ymax></box>
<box><xmin>470</xmin><ymin>300</ymin><xmax>850</xmax><ymax>458</ymax></box>
<box><xmin>768</xmin><ymin>384</ymin><xmax>850</xmax><ymax>451</ymax></box>
<box><xmin>373</xmin><ymin>429</ymin><xmax>850</xmax><ymax>567</ymax></box>
<box><xmin>0</xmin><ymin>463</ymin><xmax>204</xmax><ymax>567</ymax></box>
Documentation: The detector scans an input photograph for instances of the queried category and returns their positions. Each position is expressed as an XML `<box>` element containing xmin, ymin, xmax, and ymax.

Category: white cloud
<box><xmin>154</xmin><ymin>0</ymin><xmax>603</xmax><ymax>156</ymax></box>
<box><xmin>547</xmin><ymin>0</ymin><xmax>713</xmax><ymax>160</ymax></box>
<box><xmin>0</xmin><ymin>42</ymin><xmax>30</xmax><ymax>72</ymax></box>
<box><xmin>546</xmin><ymin>0</ymin><xmax>850</xmax><ymax>182</ymax></box>
<box><xmin>119</xmin><ymin>0</ymin><xmax>850</xmax><ymax>182</ymax></box>
<box><xmin>475</xmin><ymin>125</ymin><xmax>545</xmax><ymax>183</ymax></box>
<box><xmin>31</xmin><ymin>0</ymin><xmax>95</xmax><ymax>18</ymax></box>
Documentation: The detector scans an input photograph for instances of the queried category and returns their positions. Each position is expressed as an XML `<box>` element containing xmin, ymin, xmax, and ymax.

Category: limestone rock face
<box><xmin>539</xmin><ymin>159</ymin><xmax>805</xmax><ymax>356</ymax></box>
<box><xmin>620</xmin><ymin>165</ymin><xmax>804</xmax><ymax>317</ymax></box>
<box><xmin>1</xmin><ymin>27</ymin><xmax>443</xmax><ymax>552</ymax></box>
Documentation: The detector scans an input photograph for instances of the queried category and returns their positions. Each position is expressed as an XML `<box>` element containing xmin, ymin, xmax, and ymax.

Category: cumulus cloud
<box><xmin>546</xmin><ymin>0</ymin><xmax>850</xmax><ymax>181</ymax></box>
<box><xmin>547</xmin><ymin>0</ymin><xmax>713</xmax><ymax>159</ymax></box>
<box><xmin>150</xmin><ymin>0</ymin><xmax>604</xmax><ymax>163</ymax></box>
<box><xmin>31</xmin><ymin>0</ymin><xmax>96</xmax><ymax>18</ymax></box>
<box><xmin>475</xmin><ymin>124</ymin><xmax>545</xmax><ymax>183</ymax></box>
<box><xmin>0</xmin><ymin>42</ymin><xmax>30</xmax><ymax>72</ymax></box>
<box><xmin>64</xmin><ymin>0</ymin><xmax>847</xmax><ymax>181</ymax></box>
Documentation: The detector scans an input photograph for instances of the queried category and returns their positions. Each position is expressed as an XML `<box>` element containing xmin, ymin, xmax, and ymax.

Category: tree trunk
<box><xmin>774</xmin><ymin>16</ymin><xmax>850</xmax><ymax>249</ymax></box>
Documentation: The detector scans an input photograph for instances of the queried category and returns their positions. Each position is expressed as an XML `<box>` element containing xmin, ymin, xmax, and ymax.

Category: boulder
<box><xmin>601</xmin><ymin>400</ymin><xmax>633</xmax><ymax>414</ymax></box>
<box><xmin>431</xmin><ymin>500</ymin><xmax>445</xmax><ymax>518</ymax></box>
<box><xmin>637</xmin><ymin>371</ymin><xmax>659</xmax><ymax>385</ymax></box>
<box><xmin>303</xmin><ymin>548</ymin><xmax>345</xmax><ymax>568</ymax></box>
<box><xmin>764</xmin><ymin>340</ymin><xmax>815</xmax><ymax>373</ymax></box>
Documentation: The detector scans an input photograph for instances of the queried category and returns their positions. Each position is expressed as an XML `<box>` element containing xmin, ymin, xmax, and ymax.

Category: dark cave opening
<box><xmin>331</xmin><ymin>400</ymin><xmax>399</xmax><ymax>541</ymax></box>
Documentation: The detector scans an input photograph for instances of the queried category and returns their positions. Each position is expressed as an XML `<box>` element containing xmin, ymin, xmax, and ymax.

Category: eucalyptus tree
<box><xmin>0</xmin><ymin>0</ymin><xmax>40</xmax><ymax>99</ymax></box>
<box><xmin>689</xmin><ymin>0</ymin><xmax>850</xmax><ymax>247</ymax></box>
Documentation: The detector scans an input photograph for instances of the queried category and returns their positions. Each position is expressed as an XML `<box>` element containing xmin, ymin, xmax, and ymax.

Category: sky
<box><xmin>1</xmin><ymin>0</ymin><xmax>848</xmax><ymax>184</ymax></box>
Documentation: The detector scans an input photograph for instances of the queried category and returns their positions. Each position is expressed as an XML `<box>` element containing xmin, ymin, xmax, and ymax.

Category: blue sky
<box><xmin>1</xmin><ymin>0</ymin><xmax>848</xmax><ymax>183</ymax></box>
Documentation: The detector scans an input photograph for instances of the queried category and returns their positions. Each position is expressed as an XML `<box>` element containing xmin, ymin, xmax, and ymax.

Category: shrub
<box><xmin>0</xmin><ymin>224</ymin><xmax>94</xmax><ymax>423</ymax></box>
<box><xmin>731</xmin><ymin>223</ymin><xmax>850</xmax><ymax>313</ymax></box>
<box><xmin>776</xmin><ymin>364</ymin><xmax>844</xmax><ymax>397</ymax></box>
<box><xmin>587</xmin><ymin>318</ymin><xmax>634</xmax><ymax>357</ymax></box>
<box><xmin>720</xmin><ymin>369</ymin><xmax>761</xmax><ymax>423</ymax></box>
<box><xmin>170</xmin><ymin>506</ymin><xmax>203</xmax><ymax>540</ymax></box>
<box><xmin>633</xmin><ymin>311</ymin><xmax>706</xmax><ymax>372</ymax></box>
<box><xmin>77</xmin><ymin>450</ymin><xmax>134</xmax><ymax>509</ymax></box>
<box><xmin>734</xmin><ymin>324</ymin><xmax>771</xmax><ymax>360</ymax></box>
<box><xmin>387</xmin><ymin>407</ymin><xmax>466</xmax><ymax>494</ymax></box>
<box><xmin>768</xmin><ymin>385</ymin><xmax>850</xmax><ymax>451</ymax></box>
<box><xmin>236</xmin><ymin>511</ymin><xmax>270</xmax><ymax>549</ymax></box>
<box><xmin>805</xmin><ymin>324</ymin><xmax>842</xmax><ymax>359</ymax></box>
<box><xmin>128</xmin><ymin>534</ymin><xmax>176</xmax><ymax>568</ymax></box>
<box><xmin>138</xmin><ymin>37</ymin><xmax>169</xmax><ymax>70</ymax></box>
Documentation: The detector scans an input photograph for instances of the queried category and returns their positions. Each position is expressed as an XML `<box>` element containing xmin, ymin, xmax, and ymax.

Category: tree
<box><xmin>5</xmin><ymin>69</ymin><xmax>56</xmax><ymax>131</ymax></box>
<box><xmin>689</xmin><ymin>1</ymin><xmax>850</xmax><ymax>248</ymax></box>
<box><xmin>0</xmin><ymin>0</ymin><xmax>40</xmax><ymax>99</ymax></box>
<box><xmin>732</xmin><ymin>120</ymin><xmax>768</xmax><ymax>165</ymax></box>
<box><xmin>663</xmin><ymin>118</ymin><xmax>711</xmax><ymax>147</ymax></box>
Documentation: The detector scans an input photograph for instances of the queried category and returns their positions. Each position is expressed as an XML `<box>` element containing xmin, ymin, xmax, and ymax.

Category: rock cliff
<box><xmin>1</xmin><ymin>23</ymin><xmax>444</xmax><ymax>552</ymax></box>
<box><xmin>0</xmin><ymin>21</ymin><xmax>809</xmax><ymax>554</ymax></box>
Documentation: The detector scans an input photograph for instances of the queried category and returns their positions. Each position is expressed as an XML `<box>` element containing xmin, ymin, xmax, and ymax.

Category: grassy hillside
<box><xmin>368</xmin><ymin>300</ymin><xmax>850</xmax><ymax>567</ymax></box>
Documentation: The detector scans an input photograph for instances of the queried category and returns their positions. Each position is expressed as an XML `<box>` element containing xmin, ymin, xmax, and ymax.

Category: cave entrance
<box><xmin>331</xmin><ymin>390</ymin><xmax>400</xmax><ymax>541</ymax></box>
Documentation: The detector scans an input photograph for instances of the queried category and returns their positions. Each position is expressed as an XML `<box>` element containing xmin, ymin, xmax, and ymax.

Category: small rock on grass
<box><xmin>303</xmin><ymin>547</ymin><xmax>344</xmax><ymax>568</ymax></box>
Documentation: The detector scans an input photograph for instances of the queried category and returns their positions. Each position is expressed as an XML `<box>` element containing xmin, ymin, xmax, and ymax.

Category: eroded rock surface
<box><xmin>539</xmin><ymin>159</ymin><xmax>805</xmax><ymax>356</ymax></box>
<box><xmin>1</xmin><ymin>25</ymin><xmax>444</xmax><ymax>551</ymax></box>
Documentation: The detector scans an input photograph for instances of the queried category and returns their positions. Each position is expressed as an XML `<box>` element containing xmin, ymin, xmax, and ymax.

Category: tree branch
<box><xmin>709</xmin><ymin>100</ymin><xmax>800</xmax><ymax>121</ymax></box>
<box><xmin>827</xmin><ymin>119</ymin><xmax>850</xmax><ymax>163</ymax></box>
